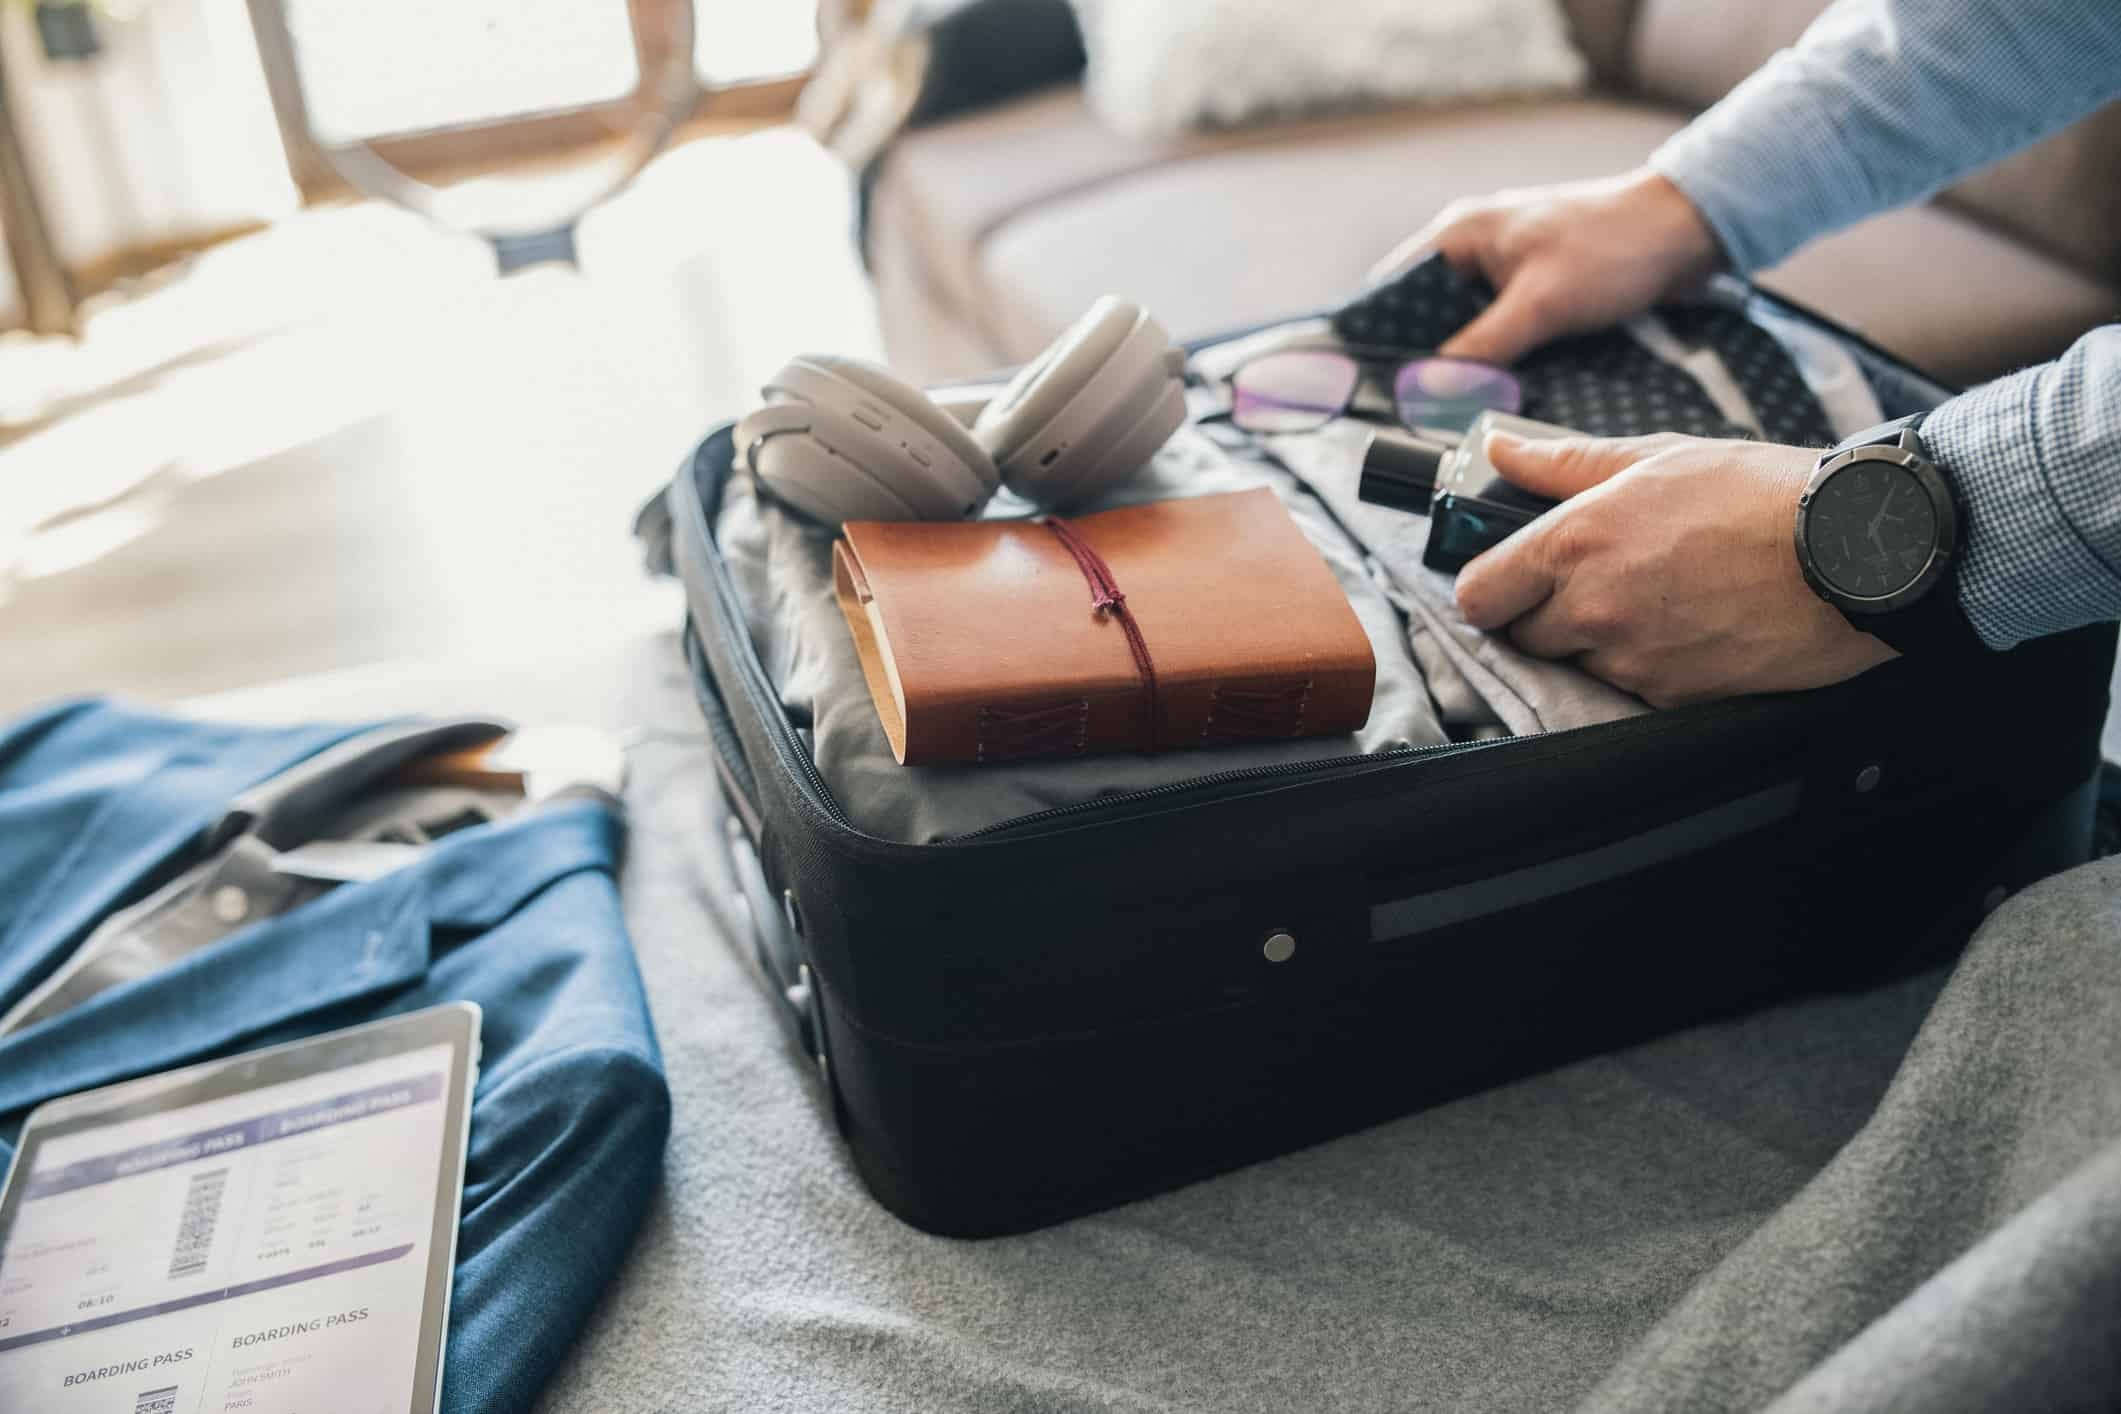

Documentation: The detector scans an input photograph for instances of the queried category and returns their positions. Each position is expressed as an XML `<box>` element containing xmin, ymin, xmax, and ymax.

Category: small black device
<box><xmin>1796</xmin><ymin>413</ymin><xmax>1983</xmax><ymax>656</ymax></box>
<box><xmin>1359</xmin><ymin>414</ymin><xmax>1569</xmax><ymax>573</ymax></box>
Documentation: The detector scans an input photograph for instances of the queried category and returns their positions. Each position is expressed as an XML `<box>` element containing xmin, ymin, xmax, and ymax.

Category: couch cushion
<box><xmin>970</xmin><ymin>95</ymin><xmax>1691</xmax><ymax>365</ymax></box>
<box><xmin>969</xmin><ymin>94</ymin><xmax>2116</xmax><ymax>387</ymax></box>
<box><xmin>1627</xmin><ymin>0</ymin><xmax>1824</xmax><ymax>111</ymax></box>
<box><xmin>1555</xmin><ymin>0</ymin><xmax>1642</xmax><ymax>87</ymax></box>
<box><xmin>878</xmin><ymin>87</ymin><xmax>2117</xmax><ymax>388</ymax></box>
<box><xmin>869</xmin><ymin>85</ymin><xmax>1631</xmax><ymax>367</ymax></box>
<box><xmin>872</xmin><ymin>85</ymin><xmax>1223</xmax><ymax>350</ymax></box>
<box><xmin>1943</xmin><ymin>103</ymin><xmax>2121</xmax><ymax>286</ymax></box>
<box><xmin>1751</xmin><ymin>203</ymin><xmax>2119</xmax><ymax>388</ymax></box>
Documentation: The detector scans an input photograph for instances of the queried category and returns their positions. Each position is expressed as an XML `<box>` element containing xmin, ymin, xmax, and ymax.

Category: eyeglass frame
<box><xmin>1198</xmin><ymin>339</ymin><xmax>1524</xmax><ymax>435</ymax></box>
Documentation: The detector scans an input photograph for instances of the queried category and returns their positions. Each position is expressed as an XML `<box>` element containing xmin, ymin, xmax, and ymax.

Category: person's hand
<box><xmin>1455</xmin><ymin>431</ymin><xmax>1897</xmax><ymax>706</ymax></box>
<box><xmin>1369</xmin><ymin>169</ymin><xmax>1725</xmax><ymax>366</ymax></box>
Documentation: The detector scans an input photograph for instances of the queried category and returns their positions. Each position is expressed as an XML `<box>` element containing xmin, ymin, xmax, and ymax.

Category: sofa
<box><xmin>856</xmin><ymin>0</ymin><xmax>2121</xmax><ymax>391</ymax></box>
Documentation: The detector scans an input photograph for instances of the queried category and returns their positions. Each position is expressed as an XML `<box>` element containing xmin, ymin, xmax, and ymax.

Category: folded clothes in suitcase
<box><xmin>639</xmin><ymin>264</ymin><xmax>2116</xmax><ymax>1237</ymax></box>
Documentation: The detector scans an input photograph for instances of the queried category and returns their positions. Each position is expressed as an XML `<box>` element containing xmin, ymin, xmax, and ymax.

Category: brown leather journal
<box><xmin>832</xmin><ymin>488</ymin><xmax>1376</xmax><ymax>765</ymax></box>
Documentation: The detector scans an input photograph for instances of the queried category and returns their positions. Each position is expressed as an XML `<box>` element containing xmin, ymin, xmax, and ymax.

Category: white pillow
<box><xmin>1072</xmin><ymin>0</ymin><xmax>1590</xmax><ymax>139</ymax></box>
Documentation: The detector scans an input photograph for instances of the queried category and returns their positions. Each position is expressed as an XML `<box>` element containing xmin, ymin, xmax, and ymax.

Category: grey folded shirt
<box><xmin>1265</xmin><ymin>421</ymin><xmax>1650</xmax><ymax>738</ymax></box>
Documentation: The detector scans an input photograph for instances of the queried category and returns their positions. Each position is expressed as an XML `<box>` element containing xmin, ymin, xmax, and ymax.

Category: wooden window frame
<box><xmin>246</xmin><ymin>0</ymin><xmax>815</xmax><ymax>201</ymax></box>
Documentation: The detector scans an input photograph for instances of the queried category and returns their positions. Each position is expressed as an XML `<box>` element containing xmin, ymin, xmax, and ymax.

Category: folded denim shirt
<box><xmin>0</xmin><ymin>700</ymin><xmax>669</xmax><ymax>1414</ymax></box>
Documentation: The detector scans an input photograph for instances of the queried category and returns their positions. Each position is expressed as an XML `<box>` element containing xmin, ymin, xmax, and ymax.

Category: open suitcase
<box><xmin>641</xmin><ymin>268</ymin><xmax>2116</xmax><ymax>1238</ymax></box>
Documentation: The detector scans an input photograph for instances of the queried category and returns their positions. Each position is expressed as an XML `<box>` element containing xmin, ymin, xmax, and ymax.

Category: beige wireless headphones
<box><xmin>735</xmin><ymin>296</ymin><xmax>1188</xmax><ymax>526</ymax></box>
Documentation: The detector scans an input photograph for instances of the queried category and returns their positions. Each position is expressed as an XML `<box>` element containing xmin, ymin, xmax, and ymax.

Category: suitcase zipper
<box><xmin>679</xmin><ymin>424</ymin><xmax>1662</xmax><ymax>849</ymax></box>
<box><xmin>678</xmin><ymin>437</ymin><xmax>1544</xmax><ymax>847</ymax></box>
<box><xmin>701</xmin><ymin>604</ymin><xmax>1526</xmax><ymax>846</ymax></box>
<box><xmin>948</xmin><ymin>737</ymin><xmax>1523</xmax><ymax>842</ymax></box>
<box><xmin>686</xmin><ymin>599</ymin><xmax>861</xmax><ymax>834</ymax></box>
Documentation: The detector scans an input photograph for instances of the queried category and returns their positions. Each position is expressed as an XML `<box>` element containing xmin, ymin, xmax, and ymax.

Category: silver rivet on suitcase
<box><xmin>1262</xmin><ymin>931</ymin><xmax>1297</xmax><ymax>963</ymax></box>
<box><xmin>1854</xmin><ymin>764</ymin><xmax>1883</xmax><ymax>793</ymax></box>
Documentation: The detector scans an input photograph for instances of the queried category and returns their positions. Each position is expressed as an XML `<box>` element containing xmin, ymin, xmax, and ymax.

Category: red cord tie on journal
<box><xmin>1041</xmin><ymin>515</ymin><xmax>1161</xmax><ymax>752</ymax></box>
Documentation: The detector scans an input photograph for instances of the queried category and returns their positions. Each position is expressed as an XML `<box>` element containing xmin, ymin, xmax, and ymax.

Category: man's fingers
<box><xmin>1455</xmin><ymin>519</ymin><xmax>1560</xmax><ymax>630</ymax></box>
<box><xmin>1579</xmin><ymin>648</ymin><xmax>1665</xmax><ymax>705</ymax></box>
<box><xmin>1436</xmin><ymin>280</ymin><xmax>1558</xmax><ymax>366</ymax></box>
<box><xmin>1369</xmin><ymin>205</ymin><xmax>1493</xmax><ymax>284</ymax></box>
<box><xmin>1505</xmin><ymin>595</ymin><xmax>1598</xmax><ymax>660</ymax></box>
<box><xmin>1484</xmin><ymin>431</ymin><xmax>1679</xmax><ymax>500</ymax></box>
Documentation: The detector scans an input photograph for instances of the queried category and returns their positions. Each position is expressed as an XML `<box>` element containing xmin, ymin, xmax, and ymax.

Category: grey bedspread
<box><xmin>534</xmin><ymin>641</ymin><xmax>2121</xmax><ymax>1414</ymax></box>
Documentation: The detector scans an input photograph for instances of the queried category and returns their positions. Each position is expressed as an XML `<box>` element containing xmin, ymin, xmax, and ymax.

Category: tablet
<box><xmin>0</xmin><ymin>1003</ymin><xmax>480</xmax><ymax>1414</ymax></box>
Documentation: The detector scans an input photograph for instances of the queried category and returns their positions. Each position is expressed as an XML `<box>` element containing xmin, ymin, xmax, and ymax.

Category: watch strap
<box><xmin>1831</xmin><ymin>411</ymin><xmax>1928</xmax><ymax>458</ymax></box>
<box><xmin>1857</xmin><ymin>591</ymin><xmax>1986</xmax><ymax>657</ymax></box>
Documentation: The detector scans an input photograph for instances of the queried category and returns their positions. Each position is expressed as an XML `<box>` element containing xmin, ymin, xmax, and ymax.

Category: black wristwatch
<box><xmin>1794</xmin><ymin>413</ymin><xmax>1984</xmax><ymax>657</ymax></box>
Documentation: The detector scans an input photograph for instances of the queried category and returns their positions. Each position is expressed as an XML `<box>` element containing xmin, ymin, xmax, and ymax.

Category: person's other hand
<box><xmin>1368</xmin><ymin>169</ymin><xmax>1725</xmax><ymax>366</ymax></box>
<box><xmin>1455</xmin><ymin>431</ymin><xmax>1896</xmax><ymax>706</ymax></box>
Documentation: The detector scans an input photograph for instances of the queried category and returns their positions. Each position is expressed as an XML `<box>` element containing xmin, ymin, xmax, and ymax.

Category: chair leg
<box><xmin>0</xmin><ymin>29</ymin><xmax>78</xmax><ymax>336</ymax></box>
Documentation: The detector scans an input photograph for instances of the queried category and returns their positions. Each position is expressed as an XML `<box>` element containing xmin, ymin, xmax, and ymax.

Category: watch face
<box><xmin>1804</xmin><ymin>458</ymin><xmax>1940</xmax><ymax>600</ymax></box>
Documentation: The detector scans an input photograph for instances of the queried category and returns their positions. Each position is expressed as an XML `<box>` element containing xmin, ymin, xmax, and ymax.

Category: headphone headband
<box><xmin>742</xmin><ymin>299</ymin><xmax>1186</xmax><ymax>526</ymax></box>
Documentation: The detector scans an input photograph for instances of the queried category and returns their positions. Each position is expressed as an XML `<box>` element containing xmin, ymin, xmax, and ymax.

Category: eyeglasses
<box><xmin>1230</xmin><ymin>348</ymin><xmax>1523</xmax><ymax>436</ymax></box>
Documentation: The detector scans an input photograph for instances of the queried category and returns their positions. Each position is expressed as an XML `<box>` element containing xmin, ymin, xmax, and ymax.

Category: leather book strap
<box><xmin>1040</xmin><ymin>515</ymin><xmax>1161</xmax><ymax>752</ymax></box>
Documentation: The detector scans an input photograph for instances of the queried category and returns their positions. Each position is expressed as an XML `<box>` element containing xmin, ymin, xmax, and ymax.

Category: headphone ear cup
<box><xmin>738</xmin><ymin>416</ymin><xmax>925</xmax><ymax>526</ymax></box>
<box><xmin>740</xmin><ymin>355</ymin><xmax>1000</xmax><ymax>526</ymax></box>
<box><xmin>974</xmin><ymin>296</ymin><xmax>1187</xmax><ymax>509</ymax></box>
<box><xmin>1061</xmin><ymin>376</ymin><xmax>1186</xmax><ymax>506</ymax></box>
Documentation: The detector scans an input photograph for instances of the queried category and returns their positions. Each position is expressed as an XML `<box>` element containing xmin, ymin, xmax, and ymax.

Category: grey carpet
<box><xmin>535</xmin><ymin>641</ymin><xmax>2121</xmax><ymax>1412</ymax></box>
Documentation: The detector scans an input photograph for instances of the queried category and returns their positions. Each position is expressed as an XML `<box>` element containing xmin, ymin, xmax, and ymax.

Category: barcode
<box><xmin>134</xmin><ymin>1385</ymin><xmax>179</xmax><ymax>1414</ymax></box>
<box><xmin>166</xmin><ymin>1168</ymin><xmax>228</xmax><ymax>1280</ymax></box>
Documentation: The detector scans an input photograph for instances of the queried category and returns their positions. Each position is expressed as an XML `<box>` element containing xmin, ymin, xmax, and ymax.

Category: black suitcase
<box><xmin>642</xmin><ymin>277</ymin><xmax>2115</xmax><ymax>1238</ymax></box>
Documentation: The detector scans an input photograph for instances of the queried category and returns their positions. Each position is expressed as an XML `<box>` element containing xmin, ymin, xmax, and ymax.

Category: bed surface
<box><xmin>518</xmin><ymin>637</ymin><xmax>2121</xmax><ymax>1413</ymax></box>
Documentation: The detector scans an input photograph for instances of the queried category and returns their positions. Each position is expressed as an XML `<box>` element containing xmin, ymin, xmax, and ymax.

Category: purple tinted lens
<box><xmin>1394</xmin><ymin>357</ymin><xmax>1523</xmax><ymax>433</ymax></box>
<box><xmin>1232</xmin><ymin>350</ymin><xmax>1361</xmax><ymax>432</ymax></box>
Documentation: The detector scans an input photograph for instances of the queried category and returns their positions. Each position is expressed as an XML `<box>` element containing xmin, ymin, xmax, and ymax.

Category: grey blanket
<box><xmin>535</xmin><ymin>642</ymin><xmax>2121</xmax><ymax>1413</ymax></box>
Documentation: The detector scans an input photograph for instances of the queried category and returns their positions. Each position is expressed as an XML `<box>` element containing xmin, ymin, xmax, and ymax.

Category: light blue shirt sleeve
<box><xmin>1925</xmin><ymin>328</ymin><xmax>2121</xmax><ymax>650</ymax></box>
<box><xmin>1648</xmin><ymin>0</ymin><xmax>2121</xmax><ymax>649</ymax></box>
